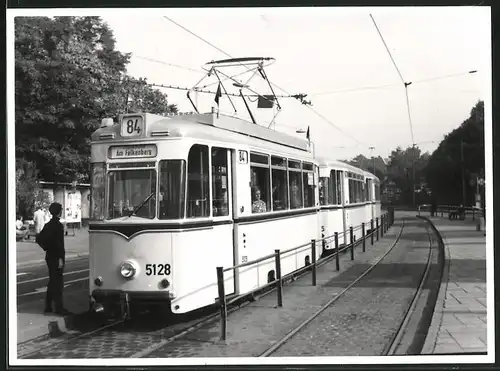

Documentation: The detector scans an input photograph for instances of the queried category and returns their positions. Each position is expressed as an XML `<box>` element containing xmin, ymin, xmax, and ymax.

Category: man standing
<box><xmin>37</xmin><ymin>202</ymin><xmax>70</xmax><ymax>315</ymax></box>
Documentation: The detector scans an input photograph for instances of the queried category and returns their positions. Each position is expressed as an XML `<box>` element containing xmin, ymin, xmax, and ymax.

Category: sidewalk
<box><xmin>17</xmin><ymin>286</ymin><xmax>90</xmax><ymax>357</ymax></box>
<box><xmin>421</xmin><ymin>216</ymin><xmax>488</xmax><ymax>354</ymax></box>
<box><xmin>16</xmin><ymin>228</ymin><xmax>89</xmax><ymax>268</ymax></box>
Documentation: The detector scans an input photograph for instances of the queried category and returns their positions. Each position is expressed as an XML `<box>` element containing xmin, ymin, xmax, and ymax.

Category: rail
<box><xmin>215</xmin><ymin>208</ymin><xmax>395</xmax><ymax>341</ymax></box>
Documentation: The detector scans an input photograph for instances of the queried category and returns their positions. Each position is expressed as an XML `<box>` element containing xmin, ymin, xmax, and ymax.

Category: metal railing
<box><xmin>215</xmin><ymin>208</ymin><xmax>395</xmax><ymax>341</ymax></box>
<box><xmin>417</xmin><ymin>204</ymin><xmax>485</xmax><ymax>220</ymax></box>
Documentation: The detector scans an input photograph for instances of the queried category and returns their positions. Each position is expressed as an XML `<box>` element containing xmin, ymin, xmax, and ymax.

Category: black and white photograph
<box><xmin>8</xmin><ymin>5</ymin><xmax>494</xmax><ymax>366</ymax></box>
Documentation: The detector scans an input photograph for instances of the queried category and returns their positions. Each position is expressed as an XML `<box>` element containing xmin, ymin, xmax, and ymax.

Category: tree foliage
<box><xmin>15</xmin><ymin>16</ymin><xmax>177</xmax><ymax>216</ymax></box>
<box><xmin>15</xmin><ymin>16</ymin><xmax>177</xmax><ymax>184</ymax></box>
<box><xmin>384</xmin><ymin>145</ymin><xmax>431</xmax><ymax>205</ymax></box>
<box><xmin>424</xmin><ymin>101</ymin><xmax>484</xmax><ymax>205</ymax></box>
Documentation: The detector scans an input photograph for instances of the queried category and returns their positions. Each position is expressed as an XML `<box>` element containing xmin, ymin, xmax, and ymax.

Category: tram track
<box><xmin>259</xmin><ymin>218</ymin><xmax>441</xmax><ymax>357</ymax></box>
<box><xmin>20</xmin><ymin>219</ymin><xmax>407</xmax><ymax>359</ymax></box>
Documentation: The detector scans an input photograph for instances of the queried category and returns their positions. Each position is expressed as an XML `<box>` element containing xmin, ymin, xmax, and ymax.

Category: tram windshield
<box><xmin>107</xmin><ymin>168</ymin><xmax>157</xmax><ymax>219</ymax></box>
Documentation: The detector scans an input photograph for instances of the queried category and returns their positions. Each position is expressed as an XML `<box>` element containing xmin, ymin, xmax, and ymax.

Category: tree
<box><xmin>425</xmin><ymin>101</ymin><xmax>484</xmax><ymax>205</ymax></box>
<box><xmin>385</xmin><ymin>145</ymin><xmax>430</xmax><ymax>205</ymax></box>
<box><xmin>15</xmin><ymin>159</ymin><xmax>39</xmax><ymax>219</ymax></box>
<box><xmin>15</xmin><ymin>16</ymin><xmax>178</xmax><ymax>185</ymax></box>
<box><xmin>122</xmin><ymin>77</ymin><xmax>178</xmax><ymax>115</ymax></box>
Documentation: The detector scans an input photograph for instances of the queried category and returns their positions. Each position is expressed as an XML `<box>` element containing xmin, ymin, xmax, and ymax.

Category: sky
<box><xmin>12</xmin><ymin>6</ymin><xmax>491</xmax><ymax>161</ymax></box>
<box><xmin>97</xmin><ymin>7</ymin><xmax>490</xmax><ymax>161</ymax></box>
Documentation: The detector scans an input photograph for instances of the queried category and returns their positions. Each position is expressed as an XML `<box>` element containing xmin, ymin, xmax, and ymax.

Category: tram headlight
<box><xmin>159</xmin><ymin>278</ymin><xmax>170</xmax><ymax>289</ymax></box>
<box><xmin>94</xmin><ymin>276</ymin><xmax>104</xmax><ymax>286</ymax></box>
<box><xmin>119</xmin><ymin>261</ymin><xmax>137</xmax><ymax>279</ymax></box>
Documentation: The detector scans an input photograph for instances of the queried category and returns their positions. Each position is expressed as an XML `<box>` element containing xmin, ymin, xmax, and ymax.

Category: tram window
<box><xmin>212</xmin><ymin>147</ymin><xmax>229</xmax><ymax>217</ymax></box>
<box><xmin>329</xmin><ymin>170</ymin><xmax>337</xmax><ymax>205</ymax></box>
<box><xmin>272</xmin><ymin>168</ymin><xmax>288</xmax><ymax>211</ymax></box>
<box><xmin>319</xmin><ymin>177</ymin><xmax>328</xmax><ymax>206</ymax></box>
<box><xmin>159</xmin><ymin>160</ymin><xmax>186</xmax><ymax>219</ymax></box>
<box><xmin>303</xmin><ymin>172</ymin><xmax>314</xmax><ymax>207</ymax></box>
<box><xmin>90</xmin><ymin>162</ymin><xmax>105</xmax><ymax>221</ymax></box>
<box><xmin>336</xmin><ymin>170</ymin><xmax>343</xmax><ymax>205</ymax></box>
<box><xmin>250</xmin><ymin>153</ymin><xmax>269</xmax><ymax>165</ymax></box>
<box><xmin>250</xmin><ymin>165</ymin><xmax>270</xmax><ymax>213</ymax></box>
<box><xmin>302</xmin><ymin>162</ymin><xmax>314</xmax><ymax>171</ymax></box>
<box><xmin>355</xmin><ymin>180</ymin><xmax>361</xmax><ymax>203</ymax></box>
<box><xmin>348</xmin><ymin>179</ymin><xmax>353</xmax><ymax>203</ymax></box>
<box><xmin>187</xmin><ymin>144</ymin><xmax>210</xmax><ymax>218</ymax></box>
<box><xmin>289</xmin><ymin>170</ymin><xmax>303</xmax><ymax>209</ymax></box>
<box><xmin>288</xmin><ymin>159</ymin><xmax>301</xmax><ymax>170</ymax></box>
<box><xmin>107</xmin><ymin>168</ymin><xmax>157</xmax><ymax>219</ymax></box>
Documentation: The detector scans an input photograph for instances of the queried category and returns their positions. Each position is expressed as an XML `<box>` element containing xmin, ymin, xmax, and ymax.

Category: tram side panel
<box><xmin>344</xmin><ymin>204</ymin><xmax>366</xmax><ymax>242</ymax></box>
<box><xmin>170</xmin><ymin>225</ymin><xmax>234</xmax><ymax>314</ymax></box>
<box><xmin>234</xmin><ymin>213</ymin><xmax>319</xmax><ymax>295</ymax></box>
<box><xmin>319</xmin><ymin>207</ymin><xmax>345</xmax><ymax>250</ymax></box>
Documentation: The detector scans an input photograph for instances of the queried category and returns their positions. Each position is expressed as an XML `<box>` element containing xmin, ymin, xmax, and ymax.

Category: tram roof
<box><xmin>92</xmin><ymin>112</ymin><xmax>311</xmax><ymax>153</ymax></box>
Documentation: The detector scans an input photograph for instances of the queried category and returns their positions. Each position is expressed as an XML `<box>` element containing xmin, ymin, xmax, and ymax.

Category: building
<box><xmin>36</xmin><ymin>181</ymin><xmax>91</xmax><ymax>227</ymax></box>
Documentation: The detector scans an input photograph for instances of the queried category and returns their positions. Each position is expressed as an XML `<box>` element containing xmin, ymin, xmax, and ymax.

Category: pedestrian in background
<box><xmin>37</xmin><ymin>202</ymin><xmax>71</xmax><ymax>315</ymax></box>
<box><xmin>34</xmin><ymin>204</ymin><xmax>50</xmax><ymax>237</ymax></box>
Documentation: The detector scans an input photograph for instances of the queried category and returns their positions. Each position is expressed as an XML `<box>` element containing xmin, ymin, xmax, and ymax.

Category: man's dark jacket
<box><xmin>37</xmin><ymin>217</ymin><xmax>65</xmax><ymax>262</ymax></box>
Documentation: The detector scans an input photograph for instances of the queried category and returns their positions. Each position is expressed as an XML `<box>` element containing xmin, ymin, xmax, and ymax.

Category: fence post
<box><xmin>350</xmin><ymin>226</ymin><xmax>354</xmax><ymax>261</ymax></box>
<box><xmin>376</xmin><ymin>217</ymin><xmax>379</xmax><ymax>241</ymax></box>
<box><xmin>334</xmin><ymin>232</ymin><xmax>340</xmax><ymax>271</ymax></box>
<box><xmin>371</xmin><ymin>219</ymin><xmax>374</xmax><ymax>245</ymax></box>
<box><xmin>362</xmin><ymin>223</ymin><xmax>366</xmax><ymax>252</ymax></box>
<box><xmin>472</xmin><ymin>208</ymin><xmax>475</xmax><ymax>220</ymax></box>
<box><xmin>381</xmin><ymin>215</ymin><xmax>384</xmax><ymax>237</ymax></box>
<box><xmin>216</xmin><ymin>267</ymin><xmax>227</xmax><ymax>342</ymax></box>
<box><xmin>311</xmin><ymin>240</ymin><xmax>317</xmax><ymax>287</ymax></box>
<box><xmin>274</xmin><ymin>249</ymin><xmax>283</xmax><ymax>307</ymax></box>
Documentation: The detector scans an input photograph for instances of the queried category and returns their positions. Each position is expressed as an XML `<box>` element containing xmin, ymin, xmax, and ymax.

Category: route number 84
<box><xmin>145</xmin><ymin>264</ymin><xmax>171</xmax><ymax>276</ymax></box>
<box><xmin>126</xmin><ymin>119</ymin><xmax>141</xmax><ymax>134</ymax></box>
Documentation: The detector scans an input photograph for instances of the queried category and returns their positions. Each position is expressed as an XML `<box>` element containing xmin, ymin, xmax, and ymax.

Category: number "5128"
<box><xmin>145</xmin><ymin>264</ymin><xmax>171</xmax><ymax>276</ymax></box>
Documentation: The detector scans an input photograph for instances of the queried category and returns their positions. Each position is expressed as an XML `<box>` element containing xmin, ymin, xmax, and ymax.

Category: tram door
<box><xmin>211</xmin><ymin>147</ymin><xmax>235</xmax><ymax>295</ymax></box>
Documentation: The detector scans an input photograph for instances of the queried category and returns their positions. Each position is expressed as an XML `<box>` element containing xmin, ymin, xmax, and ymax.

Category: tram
<box><xmin>364</xmin><ymin>170</ymin><xmax>382</xmax><ymax>231</ymax></box>
<box><xmin>87</xmin><ymin>57</ymin><xmax>382</xmax><ymax>317</ymax></box>
<box><xmin>88</xmin><ymin>111</ymin><xmax>324</xmax><ymax>316</ymax></box>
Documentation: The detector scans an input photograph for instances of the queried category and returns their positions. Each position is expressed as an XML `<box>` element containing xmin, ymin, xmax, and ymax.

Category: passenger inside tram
<box><xmin>252</xmin><ymin>188</ymin><xmax>267</xmax><ymax>213</ymax></box>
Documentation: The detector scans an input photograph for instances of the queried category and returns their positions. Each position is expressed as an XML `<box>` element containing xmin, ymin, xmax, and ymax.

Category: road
<box><xmin>16</xmin><ymin>257</ymin><xmax>89</xmax><ymax>305</ymax></box>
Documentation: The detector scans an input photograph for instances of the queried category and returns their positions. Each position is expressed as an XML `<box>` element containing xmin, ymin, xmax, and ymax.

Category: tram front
<box><xmin>88</xmin><ymin>113</ymin><xmax>191</xmax><ymax>318</ymax></box>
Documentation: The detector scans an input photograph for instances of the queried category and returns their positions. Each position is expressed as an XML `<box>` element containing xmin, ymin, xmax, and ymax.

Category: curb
<box><xmin>17</xmin><ymin>253</ymin><xmax>89</xmax><ymax>269</ymax></box>
<box><xmin>417</xmin><ymin>216</ymin><xmax>451</xmax><ymax>355</ymax></box>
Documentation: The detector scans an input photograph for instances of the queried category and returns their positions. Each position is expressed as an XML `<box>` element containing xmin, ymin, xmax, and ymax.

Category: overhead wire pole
<box><xmin>369</xmin><ymin>13</ymin><xmax>417</xmax><ymax>207</ymax></box>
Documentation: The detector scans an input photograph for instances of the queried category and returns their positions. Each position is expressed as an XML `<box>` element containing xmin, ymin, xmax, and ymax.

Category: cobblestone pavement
<box><xmin>143</xmin><ymin>219</ymin><xmax>427</xmax><ymax>358</ymax></box>
<box><xmin>423</xmin><ymin>217</ymin><xmax>487</xmax><ymax>354</ymax></box>
<box><xmin>270</xmin><ymin>221</ymin><xmax>433</xmax><ymax>357</ymax></box>
<box><xmin>21</xmin><ymin>314</ymin><xmax>205</xmax><ymax>359</ymax></box>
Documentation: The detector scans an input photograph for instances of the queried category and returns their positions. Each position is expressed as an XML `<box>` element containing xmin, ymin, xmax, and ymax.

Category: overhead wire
<box><xmin>369</xmin><ymin>13</ymin><xmax>415</xmax><ymax>146</ymax></box>
<box><xmin>162</xmin><ymin>15</ymin><xmax>368</xmax><ymax>147</ymax></box>
<box><xmin>310</xmin><ymin>70</ymin><xmax>479</xmax><ymax>96</ymax></box>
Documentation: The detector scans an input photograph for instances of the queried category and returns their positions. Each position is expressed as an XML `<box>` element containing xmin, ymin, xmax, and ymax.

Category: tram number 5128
<box><xmin>145</xmin><ymin>264</ymin><xmax>171</xmax><ymax>276</ymax></box>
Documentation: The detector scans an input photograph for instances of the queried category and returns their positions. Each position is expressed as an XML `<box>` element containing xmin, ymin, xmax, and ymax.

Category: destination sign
<box><xmin>109</xmin><ymin>144</ymin><xmax>157</xmax><ymax>159</ymax></box>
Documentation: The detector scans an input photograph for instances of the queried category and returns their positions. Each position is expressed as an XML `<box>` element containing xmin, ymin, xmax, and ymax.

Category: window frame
<box><xmin>158</xmin><ymin>159</ymin><xmax>186</xmax><ymax>220</ymax></box>
<box><xmin>250</xmin><ymin>151</ymin><xmax>271</xmax><ymax>214</ymax></box>
<box><xmin>211</xmin><ymin>147</ymin><xmax>231</xmax><ymax>218</ymax></box>
<box><xmin>186</xmin><ymin>144</ymin><xmax>211</xmax><ymax>219</ymax></box>
<box><xmin>288</xmin><ymin>158</ymin><xmax>303</xmax><ymax>209</ymax></box>
<box><xmin>271</xmin><ymin>155</ymin><xmax>289</xmax><ymax>211</ymax></box>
